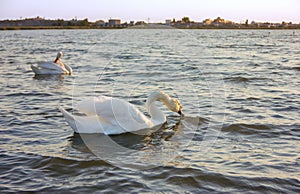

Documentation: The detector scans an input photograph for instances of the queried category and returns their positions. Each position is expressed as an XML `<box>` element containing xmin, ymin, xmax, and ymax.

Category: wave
<box><xmin>223</xmin><ymin>123</ymin><xmax>272</xmax><ymax>130</ymax></box>
<box><xmin>0</xmin><ymin>152</ymin><xmax>112</xmax><ymax>192</ymax></box>
<box><xmin>141</xmin><ymin>166</ymin><xmax>300</xmax><ymax>193</ymax></box>
<box><xmin>1</xmin><ymin>145</ymin><xmax>299</xmax><ymax>193</ymax></box>
<box><xmin>5</xmin><ymin>92</ymin><xmax>53</xmax><ymax>97</ymax></box>
<box><xmin>221</xmin><ymin>123</ymin><xmax>273</xmax><ymax>137</ymax></box>
<box><xmin>221</xmin><ymin>123</ymin><xmax>300</xmax><ymax>138</ymax></box>
<box><xmin>224</xmin><ymin>76</ymin><xmax>271</xmax><ymax>83</ymax></box>
<box><xmin>292</xmin><ymin>66</ymin><xmax>300</xmax><ymax>71</ymax></box>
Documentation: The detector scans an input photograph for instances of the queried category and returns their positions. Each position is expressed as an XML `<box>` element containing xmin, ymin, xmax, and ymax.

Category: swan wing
<box><xmin>59</xmin><ymin>106</ymin><xmax>104</xmax><ymax>133</ymax></box>
<box><xmin>76</xmin><ymin>96</ymin><xmax>153</xmax><ymax>132</ymax></box>
<box><xmin>32</xmin><ymin>61</ymin><xmax>71</xmax><ymax>75</ymax></box>
<box><xmin>59</xmin><ymin>106</ymin><xmax>133</xmax><ymax>134</ymax></box>
<box><xmin>75</xmin><ymin>96</ymin><xmax>112</xmax><ymax>116</ymax></box>
<box><xmin>32</xmin><ymin>62</ymin><xmax>64</xmax><ymax>74</ymax></box>
<box><xmin>38</xmin><ymin>62</ymin><xmax>62</xmax><ymax>70</ymax></box>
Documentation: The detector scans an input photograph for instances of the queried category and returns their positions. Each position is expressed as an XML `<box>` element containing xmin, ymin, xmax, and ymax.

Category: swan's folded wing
<box><xmin>38</xmin><ymin>62</ymin><xmax>62</xmax><ymax>70</ymax></box>
<box><xmin>98</xmin><ymin>98</ymin><xmax>153</xmax><ymax>132</ymax></box>
<box><xmin>59</xmin><ymin>106</ymin><xmax>112</xmax><ymax>134</ymax></box>
<box><xmin>76</xmin><ymin>96</ymin><xmax>112</xmax><ymax>116</ymax></box>
<box><xmin>76</xmin><ymin>96</ymin><xmax>153</xmax><ymax>132</ymax></box>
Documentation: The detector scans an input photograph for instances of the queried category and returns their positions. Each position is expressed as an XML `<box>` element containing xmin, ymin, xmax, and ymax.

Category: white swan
<box><xmin>31</xmin><ymin>52</ymin><xmax>72</xmax><ymax>75</ymax></box>
<box><xmin>59</xmin><ymin>91</ymin><xmax>183</xmax><ymax>135</ymax></box>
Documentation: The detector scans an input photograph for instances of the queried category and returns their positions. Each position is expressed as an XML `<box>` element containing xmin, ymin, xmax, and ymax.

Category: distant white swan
<box><xmin>31</xmin><ymin>52</ymin><xmax>72</xmax><ymax>75</ymax></box>
<box><xmin>59</xmin><ymin>91</ymin><xmax>183</xmax><ymax>135</ymax></box>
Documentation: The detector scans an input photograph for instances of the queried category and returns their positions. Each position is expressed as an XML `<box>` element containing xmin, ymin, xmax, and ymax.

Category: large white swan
<box><xmin>31</xmin><ymin>52</ymin><xmax>72</xmax><ymax>75</ymax></box>
<box><xmin>59</xmin><ymin>91</ymin><xmax>183</xmax><ymax>135</ymax></box>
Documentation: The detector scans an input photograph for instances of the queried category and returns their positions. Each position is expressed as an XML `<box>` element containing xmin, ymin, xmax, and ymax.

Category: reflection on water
<box><xmin>68</xmin><ymin>116</ymin><xmax>205</xmax><ymax>169</ymax></box>
<box><xmin>33</xmin><ymin>74</ymin><xmax>65</xmax><ymax>81</ymax></box>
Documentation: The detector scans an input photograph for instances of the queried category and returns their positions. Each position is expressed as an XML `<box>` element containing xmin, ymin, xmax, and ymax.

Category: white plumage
<box><xmin>59</xmin><ymin>91</ymin><xmax>183</xmax><ymax>135</ymax></box>
<box><xmin>31</xmin><ymin>52</ymin><xmax>72</xmax><ymax>75</ymax></box>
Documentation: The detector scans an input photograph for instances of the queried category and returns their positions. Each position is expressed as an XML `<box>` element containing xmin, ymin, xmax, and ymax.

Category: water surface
<box><xmin>0</xmin><ymin>29</ymin><xmax>299</xmax><ymax>192</ymax></box>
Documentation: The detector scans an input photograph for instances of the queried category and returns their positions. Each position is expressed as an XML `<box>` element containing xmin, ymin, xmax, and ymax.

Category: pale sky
<box><xmin>0</xmin><ymin>0</ymin><xmax>299</xmax><ymax>23</ymax></box>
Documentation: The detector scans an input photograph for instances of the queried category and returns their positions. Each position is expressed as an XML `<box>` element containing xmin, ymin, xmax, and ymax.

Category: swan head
<box><xmin>54</xmin><ymin>51</ymin><xmax>63</xmax><ymax>63</ymax></box>
<box><xmin>56</xmin><ymin>51</ymin><xmax>63</xmax><ymax>59</ymax></box>
<box><xmin>147</xmin><ymin>91</ymin><xmax>183</xmax><ymax>116</ymax></box>
<box><xmin>165</xmin><ymin>98</ymin><xmax>183</xmax><ymax>116</ymax></box>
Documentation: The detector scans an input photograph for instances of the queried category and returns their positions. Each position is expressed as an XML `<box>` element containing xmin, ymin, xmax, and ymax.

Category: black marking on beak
<box><xmin>178</xmin><ymin>110</ymin><xmax>183</xmax><ymax>116</ymax></box>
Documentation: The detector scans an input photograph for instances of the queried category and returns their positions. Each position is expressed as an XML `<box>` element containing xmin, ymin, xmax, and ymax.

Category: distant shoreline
<box><xmin>0</xmin><ymin>26</ymin><xmax>124</xmax><ymax>30</ymax></box>
<box><xmin>1</xmin><ymin>16</ymin><xmax>299</xmax><ymax>30</ymax></box>
<box><xmin>1</xmin><ymin>25</ymin><xmax>300</xmax><ymax>30</ymax></box>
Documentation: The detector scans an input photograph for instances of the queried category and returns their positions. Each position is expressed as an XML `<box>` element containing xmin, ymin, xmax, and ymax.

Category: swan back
<box><xmin>31</xmin><ymin>62</ymin><xmax>65</xmax><ymax>75</ymax></box>
<box><xmin>76</xmin><ymin>96</ymin><xmax>153</xmax><ymax>133</ymax></box>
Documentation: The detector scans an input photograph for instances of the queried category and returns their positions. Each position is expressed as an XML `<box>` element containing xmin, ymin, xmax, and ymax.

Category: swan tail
<box><xmin>59</xmin><ymin>106</ymin><xmax>78</xmax><ymax>133</ymax></box>
<box><xmin>59</xmin><ymin>106</ymin><xmax>106</xmax><ymax>134</ymax></box>
<box><xmin>59</xmin><ymin>106</ymin><xmax>73</xmax><ymax>120</ymax></box>
<box><xmin>31</xmin><ymin>65</ymin><xmax>39</xmax><ymax>73</ymax></box>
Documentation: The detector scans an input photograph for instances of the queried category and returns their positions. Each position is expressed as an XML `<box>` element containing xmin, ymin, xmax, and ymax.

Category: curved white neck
<box><xmin>146</xmin><ymin>91</ymin><xmax>173</xmax><ymax>125</ymax></box>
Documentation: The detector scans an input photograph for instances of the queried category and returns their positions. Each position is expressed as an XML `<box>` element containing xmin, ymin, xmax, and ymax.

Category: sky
<box><xmin>0</xmin><ymin>0</ymin><xmax>299</xmax><ymax>23</ymax></box>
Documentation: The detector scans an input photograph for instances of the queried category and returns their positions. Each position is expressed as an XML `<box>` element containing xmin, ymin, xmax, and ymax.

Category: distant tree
<box><xmin>83</xmin><ymin>18</ymin><xmax>89</xmax><ymax>26</ymax></box>
<box><xmin>78</xmin><ymin>18</ymin><xmax>89</xmax><ymax>26</ymax></box>
<box><xmin>182</xmin><ymin>17</ymin><xmax>190</xmax><ymax>23</ymax></box>
<box><xmin>172</xmin><ymin>18</ymin><xmax>176</xmax><ymax>23</ymax></box>
<box><xmin>245</xmin><ymin>19</ymin><xmax>249</xmax><ymax>26</ymax></box>
<box><xmin>57</xmin><ymin>19</ymin><xmax>64</xmax><ymax>26</ymax></box>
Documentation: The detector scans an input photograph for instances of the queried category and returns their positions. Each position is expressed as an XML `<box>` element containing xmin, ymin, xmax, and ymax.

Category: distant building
<box><xmin>1</xmin><ymin>16</ymin><xmax>299</xmax><ymax>29</ymax></box>
<box><xmin>203</xmin><ymin>19</ymin><xmax>212</xmax><ymax>25</ymax></box>
<box><xmin>213</xmin><ymin>17</ymin><xmax>225</xmax><ymax>26</ymax></box>
<box><xmin>135</xmin><ymin>21</ymin><xmax>145</xmax><ymax>25</ymax></box>
<box><xmin>32</xmin><ymin>16</ymin><xmax>44</xmax><ymax>21</ymax></box>
<box><xmin>108</xmin><ymin>19</ymin><xmax>121</xmax><ymax>26</ymax></box>
<box><xmin>96</xmin><ymin>20</ymin><xmax>105</xmax><ymax>26</ymax></box>
<box><xmin>165</xmin><ymin>19</ymin><xmax>172</xmax><ymax>25</ymax></box>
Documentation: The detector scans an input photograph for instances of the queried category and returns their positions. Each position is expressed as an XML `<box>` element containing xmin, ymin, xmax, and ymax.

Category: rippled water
<box><xmin>0</xmin><ymin>29</ymin><xmax>299</xmax><ymax>192</ymax></box>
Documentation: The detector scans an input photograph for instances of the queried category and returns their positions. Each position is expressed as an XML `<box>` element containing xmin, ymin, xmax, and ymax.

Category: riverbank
<box><xmin>1</xmin><ymin>25</ymin><xmax>300</xmax><ymax>30</ymax></box>
<box><xmin>0</xmin><ymin>26</ymin><xmax>125</xmax><ymax>30</ymax></box>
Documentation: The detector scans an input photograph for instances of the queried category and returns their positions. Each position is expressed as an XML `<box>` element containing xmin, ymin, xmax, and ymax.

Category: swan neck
<box><xmin>146</xmin><ymin>91</ymin><xmax>172</xmax><ymax>124</ymax></box>
<box><xmin>147</xmin><ymin>103</ymin><xmax>165</xmax><ymax>125</ymax></box>
<box><xmin>146</xmin><ymin>91</ymin><xmax>172</xmax><ymax>111</ymax></box>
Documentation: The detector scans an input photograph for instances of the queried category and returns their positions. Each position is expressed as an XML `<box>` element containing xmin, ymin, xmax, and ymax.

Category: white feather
<box><xmin>31</xmin><ymin>52</ymin><xmax>72</xmax><ymax>75</ymax></box>
<box><xmin>59</xmin><ymin>91</ymin><xmax>182</xmax><ymax>135</ymax></box>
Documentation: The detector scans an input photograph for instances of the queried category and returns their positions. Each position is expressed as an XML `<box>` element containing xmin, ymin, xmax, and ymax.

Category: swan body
<box><xmin>31</xmin><ymin>52</ymin><xmax>72</xmax><ymax>75</ymax></box>
<box><xmin>59</xmin><ymin>91</ymin><xmax>183</xmax><ymax>135</ymax></box>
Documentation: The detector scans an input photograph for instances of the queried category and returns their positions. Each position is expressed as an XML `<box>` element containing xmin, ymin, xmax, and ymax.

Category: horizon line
<box><xmin>1</xmin><ymin>16</ymin><xmax>299</xmax><ymax>24</ymax></box>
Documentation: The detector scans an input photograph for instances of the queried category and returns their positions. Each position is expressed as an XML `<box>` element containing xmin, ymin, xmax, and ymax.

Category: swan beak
<box><xmin>178</xmin><ymin>110</ymin><xmax>184</xmax><ymax>117</ymax></box>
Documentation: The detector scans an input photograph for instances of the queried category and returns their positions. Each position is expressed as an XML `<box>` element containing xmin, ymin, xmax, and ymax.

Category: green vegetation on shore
<box><xmin>1</xmin><ymin>16</ymin><xmax>299</xmax><ymax>30</ymax></box>
<box><xmin>1</xmin><ymin>25</ymin><xmax>299</xmax><ymax>31</ymax></box>
<box><xmin>0</xmin><ymin>26</ymin><xmax>124</xmax><ymax>30</ymax></box>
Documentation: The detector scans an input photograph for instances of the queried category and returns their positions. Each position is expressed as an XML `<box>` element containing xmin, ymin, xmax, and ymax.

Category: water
<box><xmin>0</xmin><ymin>29</ymin><xmax>299</xmax><ymax>192</ymax></box>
